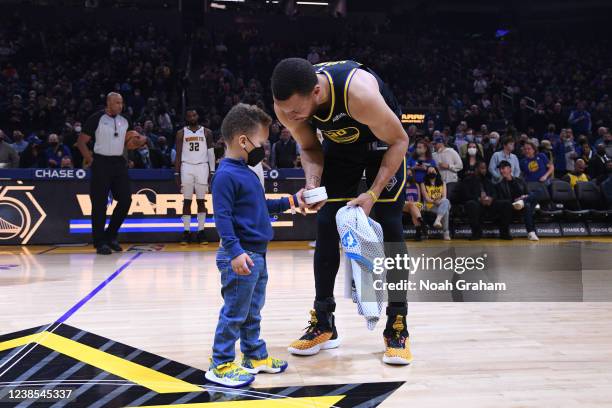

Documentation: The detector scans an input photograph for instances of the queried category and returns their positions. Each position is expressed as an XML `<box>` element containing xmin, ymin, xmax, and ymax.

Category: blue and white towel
<box><xmin>336</xmin><ymin>205</ymin><xmax>386</xmax><ymax>330</ymax></box>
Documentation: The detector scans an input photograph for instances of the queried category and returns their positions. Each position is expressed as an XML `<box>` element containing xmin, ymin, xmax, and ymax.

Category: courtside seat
<box><xmin>549</xmin><ymin>180</ymin><xmax>588</xmax><ymax>220</ymax></box>
<box><xmin>528</xmin><ymin>181</ymin><xmax>562</xmax><ymax>220</ymax></box>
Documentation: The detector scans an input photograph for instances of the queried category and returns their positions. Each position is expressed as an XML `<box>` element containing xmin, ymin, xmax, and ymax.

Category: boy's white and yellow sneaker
<box><xmin>241</xmin><ymin>355</ymin><xmax>288</xmax><ymax>374</ymax></box>
<box><xmin>205</xmin><ymin>361</ymin><xmax>255</xmax><ymax>388</ymax></box>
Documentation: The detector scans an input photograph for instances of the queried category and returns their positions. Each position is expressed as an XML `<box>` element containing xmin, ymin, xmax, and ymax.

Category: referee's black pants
<box><xmin>90</xmin><ymin>154</ymin><xmax>132</xmax><ymax>247</ymax></box>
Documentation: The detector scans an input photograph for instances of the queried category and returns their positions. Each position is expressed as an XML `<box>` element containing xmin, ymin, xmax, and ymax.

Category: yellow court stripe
<box><xmin>127</xmin><ymin>395</ymin><xmax>345</xmax><ymax>408</ymax></box>
<box><xmin>0</xmin><ymin>332</ymin><xmax>201</xmax><ymax>394</ymax></box>
<box><xmin>0</xmin><ymin>333</ymin><xmax>39</xmax><ymax>352</ymax></box>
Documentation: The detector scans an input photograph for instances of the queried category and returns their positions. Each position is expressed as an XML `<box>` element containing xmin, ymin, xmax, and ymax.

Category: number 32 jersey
<box><xmin>181</xmin><ymin>126</ymin><xmax>208</xmax><ymax>165</ymax></box>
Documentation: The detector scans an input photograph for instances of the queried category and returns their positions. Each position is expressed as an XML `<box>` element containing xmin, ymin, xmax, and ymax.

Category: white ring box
<box><xmin>303</xmin><ymin>187</ymin><xmax>328</xmax><ymax>205</ymax></box>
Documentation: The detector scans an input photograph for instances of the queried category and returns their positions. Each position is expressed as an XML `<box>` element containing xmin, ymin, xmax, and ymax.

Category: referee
<box><xmin>77</xmin><ymin>92</ymin><xmax>135</xmax><ymax>255</ymax></box>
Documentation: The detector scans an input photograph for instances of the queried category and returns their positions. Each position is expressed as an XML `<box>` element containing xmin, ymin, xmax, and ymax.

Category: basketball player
<box><xmin>175</xmin><ymin>108</ymin><xmax>215</xmax><ymax>244</ymax></box>
<box><xmin>272</xmin><ymin>58</ymin><xmax>412</xmax><ymax>365</ymax></box>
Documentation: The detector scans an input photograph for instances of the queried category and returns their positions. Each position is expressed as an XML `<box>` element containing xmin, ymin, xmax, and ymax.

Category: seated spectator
<box><xmin>496</xmin><ymin>161</ymin><xmax>539</xmax><ymax>241</ymax></box>
<box><xmin>143</xmin><ymin>120</ymin><xmax>160</xmax><ymax>147</ymax></box>
<box><xmin>481</xmin><ymin>131</ymin><xmax>499</xmax><ymax>164</ymax></box>
<box><xmin>458</xmin><ymin>161</ymin><xmax>513</xmax><ymax>240</ymax></box>
<box><xmin>421</xmin><ymin>166</ymin><xmax>451</xmax><ymax>240</ymax></box>
<box><xmin>272</xmin><ymin>128</ymin><xmax>298</xmax><ymax>168</ymax></box>
<box><xmin>588</xmin><ymin>144</ymin><xmax>611</xmax><ymax>183</ymax></box>
<box><xmin>157</xmin><ymin>136</ymin><xmax>176</xmax><ymax>168</ymax></box>
<box><xmin>60</xmin><ymin>156</ymin><xmax>74</xmax><ymax>169</ymax></box>
<box><xmin>130</xmin><ymin>142</ymin><xmax>163</xmax><ymax>169</ymax></box>
<box><xmin>407</xmin><ymin>140</ymin><xmax>436</xmax><ymax>183</ymax></box>
<box><xmin>539</xmin><ymin>139</ymin><xmax>554</xmax><ymax>163</ymax></box>
<box><xmin>262</xmin><ymin>140</ymin><xmax>273</xmax><ymax>171</ymax></box>
<box><xmin>562</xmin><ymin>159</ymin><xmax>589</xmax><ymax>189</ymax></box>
<box><xmin>460</xmin><ymin>141</ymin><xmax>485</xmax><ymax>179</ymax></box>
<box><xmin>9</xmin><ymin>130</ymin><xmax>28</xmax><ymax>154</ymax></box>
<box><xmin>568</xmin><ymin>101</ymin><xmax>591</xmax><ymax>137</ymax></box>
<box><xmin>520</xmin><ymin>140</ymin><xmax>554</xmax><ymax>183</ymax></box>
<box><xmin>0</xmin><ymin>131</ymin><xmax>19</xmax><ymax>168</ymax></box>
<box><xmin>44</xmin><ymin>133</ymin><xmax>72</xmax><ymax>168</ymax></box>
<box><xmin>489</xmin><ymin>136</ymin><xmax>520</xmax><ymax>183</ymax></box>
<box><xmin>19</xmin><ymin>138</ymin><xmax>44</xmax><ymax>168</ymax></box>
<box><xmin>563</xmin><ymin>129</ymin><xmax>579</xmax><ymax>173</ymax></box>
<box><xmin>403</xmin><ymin>168</ymin><xmax>426</xmax><ymax>241</ymax></box>
<box><xmin>432</xmin><ymin>136</ymin><xmax>463</xmax><ymax>184</ymax></box>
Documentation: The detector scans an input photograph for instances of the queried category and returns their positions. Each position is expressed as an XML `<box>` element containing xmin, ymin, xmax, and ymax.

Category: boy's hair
<box><xmin>221</xmin><ymin>103</ymin><xmax>272</xmax><ymax>142</ymax></box>
<box><xmin>271</xmin><ymin>58</ymin><xmax>317</xmax><ymax>101</ymax></box>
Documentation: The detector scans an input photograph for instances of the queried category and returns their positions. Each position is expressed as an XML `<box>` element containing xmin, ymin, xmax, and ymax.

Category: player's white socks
<box><xmin>182</xmin><ymin>215</ymin><xmax>190</xmax><ymax>231</ymax></box>
<box><xmin>197</xmin><ymin>213</ymin><xmax>206</xmax><ymax>231</ymax></box>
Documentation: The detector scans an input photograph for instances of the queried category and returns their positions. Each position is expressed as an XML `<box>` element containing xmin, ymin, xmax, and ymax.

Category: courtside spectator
<box><xmin>421</xmin><ymin>166</ymin><xmax>451</xmax><ymax>241</ymax></box>
<box><xmin>43</xmin><ymin>133</ymin><xmax>72</xmax><ymax>168</ymax></box>
<box><xmin>9</xmin><ymin>130</ymin><xmax>28</xmax><ymax>154</ymax></box>
<box><xmin>61</xmin><ymin>156</ymin><xmax>74</xmax><ymax>169</ymax></box>
<box><xmin>460</xmin><ymin>141</ymin><xmax>485</xmax><ymax>179</ymax></box>
<box><xmin>489</xmin><ymin>137</ymin><xmax>520</xmax><ymax>183</ymax></box>
<box><xmin>0</xmin><ymin>131</ymin><xmax>19</xmax><ymax>168</ymax></box>
<box><xmin>157</xmin><ymin>136</ymin><xmax>176</xmax><ymax>168</ymax></box>
<box><xmin>130</xmin><ymin>142</ymin><xmax>163</xmax><ymax>169</ymax></box>
<box><xmin>568</xmin><ymin>101</ymin><xmax>592</xmax><ymax>137</ymax></box>
<box><xmin>520</xmin><ymin>141</ymin><xmax>554</xmax><ymax>183</ymax></box>
<box><xmin>458</xmin><ymin>161</ymin><xmax>513</xmax><ymax>240</ymax></box>
<box><xmin>562</xmin><ymin>159</ymin><xmax>589</xmax><ymax>189</ymax></box>
<box><xmin>497</xmin><ymin>161</ymin><xmax>539</xmax><ymax>241</ymax></box>
<box><xmin>588</xmin><ymin>144</ymin><xmax>611</xmax><ymax>182</ymax></box>
<box><xmin>407</xmin><ymin>140</ymin><xmax>436</xmax><ymax>183</ymax></box>
<box><xmin>272</xmin><ymin>128</ymin><xmax>298</xmax><ymax>168</ymax></box>
<box><xmin>432</xmin><ymin>135</ymin><xmax>463</xmax><ymax>183</ymax></box>
<box><xmin>403</xmin><ymin>168</ymin><xmax>426</xmax><ymax>241</ymax></box>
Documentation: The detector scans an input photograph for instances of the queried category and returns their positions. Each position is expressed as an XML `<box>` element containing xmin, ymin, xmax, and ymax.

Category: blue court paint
<box><xmin>55</xmin><ymin>252</ymin><xmax>143</xmax><ymax>324</ymax></box>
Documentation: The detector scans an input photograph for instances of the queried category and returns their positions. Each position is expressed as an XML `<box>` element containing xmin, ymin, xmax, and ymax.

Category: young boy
<box><xmin>206</xmin><ymin>103</ymin><xmax>305</xmax><ymax>388</ymax></box>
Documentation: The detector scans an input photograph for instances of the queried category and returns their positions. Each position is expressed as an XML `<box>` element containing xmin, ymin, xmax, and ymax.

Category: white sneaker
<box><xmin>527</xmin><ymin>232</ymin><xmax>539</xmax><ymax>241</ymax></box>
<box><xmin>443</xmin><ymin>231</ymin><xmax>451</xmax><ymax>241</ymax></box>
<box><xmin>433</xmin><ymin>217</ymin><xmax>443</xmax><ymax>229</ymax></box>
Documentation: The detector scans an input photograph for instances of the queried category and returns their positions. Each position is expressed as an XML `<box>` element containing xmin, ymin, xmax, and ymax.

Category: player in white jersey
<box><xmin>175</xmin><ymin>108</ymin><xmax>215</xmax><ymax>244</ymax></box>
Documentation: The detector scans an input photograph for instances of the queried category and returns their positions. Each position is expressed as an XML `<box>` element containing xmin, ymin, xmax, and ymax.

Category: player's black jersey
<box><xmin>310</xmin><ymin>60</ymin><xmax>401</xmax><ymax>146</ymax></box>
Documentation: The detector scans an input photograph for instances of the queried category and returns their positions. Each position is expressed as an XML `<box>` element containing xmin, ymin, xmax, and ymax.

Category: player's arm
<box><xmin>347</xmin><ymin>70</ymin><xmax>409</xmax><ymax>199</ymax></box>
<box><xmin>77</xmin><ymin>112</ymin><xmax>101</xmax><ymax>167</ymax></box>
<box><xmin>274</xmin><ymin>104</ymin><xmax>324</xmax><ymax>190</ymax></box>
<box><xmin>204</xmin><ymin>127</ymin><xmax>216</xmax><ymax>172</ymax></box>
<box><xmin>174</xmin><ymin>129</ymin><xmax>184</xmax><ymax>185</ymax></box>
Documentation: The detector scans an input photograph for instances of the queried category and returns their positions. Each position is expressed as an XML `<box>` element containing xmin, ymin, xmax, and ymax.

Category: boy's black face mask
<box><xmin>244</xmin><ymin>137</ymin><xmax>265</xmax><ymax>167</ymax></box>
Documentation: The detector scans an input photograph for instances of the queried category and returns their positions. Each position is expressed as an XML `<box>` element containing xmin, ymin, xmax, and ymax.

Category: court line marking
<box><xmin>0</xmin><ymin>332</ymin><xmax>200</xmax><ymax>394</ymax></box>
<box><xmin>36</xmin><ymin>246</ymin><xmax>57</xmax><ymax>255</ymax></box>
<box><xmin>0</xmin><ymin>252</ymin><xmax>143</xmax><ymax>380</ymax></box>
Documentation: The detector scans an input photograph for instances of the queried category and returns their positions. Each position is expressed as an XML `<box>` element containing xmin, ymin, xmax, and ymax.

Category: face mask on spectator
<box><xmin>475</xmin><ymin>137</ymin><xmax>482</xmax><ymax>144</ymax></box>
<box><xmin>490</xmin><ymin>138</ymin><xmax>498</xmax><ymax>146</ymax></box>
<box><xmin>75</xmin><ymin>126</ymin><xmax>82</xmax><ymax>133</ymax></box>
<box><xmin>466</xmin><ymin>134</ymin><xmax>474</xmax><ymax>142</ymax></box>
<box><xmin>468</xmin><ymin>147</ymin><xmax>478</xmax><ymax>156</ymax></box>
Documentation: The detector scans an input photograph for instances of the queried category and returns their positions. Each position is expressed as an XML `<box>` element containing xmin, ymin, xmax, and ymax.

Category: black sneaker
<box><xmin>287</xmin><ymin>310</ymin><xmax>340</xmax><ymax>356</ymax></box>
<box><xmin>109</xmin><ymin>240</ymin><xmax>123</xmax><ymax>252</ymax></box>
<box><xmin>96</xmin><ymin>244</ymin><xmax>112</xmax><ymax>255</ymax></box>
<box><xmin>196</xmin><ymin>230</ymin><xmax>208</xmax><ymax>245</ymax></box>
<box><xmin>180</xmin><ymin>231</ymin><xmax>191</xmax><ymax>245</ymax></box>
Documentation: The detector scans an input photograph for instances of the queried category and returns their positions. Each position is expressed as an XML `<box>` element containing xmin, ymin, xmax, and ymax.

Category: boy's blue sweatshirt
<box><xmin>212</xmin><ymin>157</ymin><xmax>297</xmax><ymax>259</ymax></box>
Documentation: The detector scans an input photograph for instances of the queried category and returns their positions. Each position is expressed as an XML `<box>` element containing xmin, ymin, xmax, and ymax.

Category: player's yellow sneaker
<box><xmin>288</xmin><ymin>310</ymin><xmax>340</xmax><ymax>356</ymax></box>
<box><xmin>383</xmin><ymin>315</ymin><xmax>413</xmax><ymax>365</ymax></box>
<box><xmin>241</xmin><ymin>355</ymin><xmax>288</xmax><ymax>374</ymax></box>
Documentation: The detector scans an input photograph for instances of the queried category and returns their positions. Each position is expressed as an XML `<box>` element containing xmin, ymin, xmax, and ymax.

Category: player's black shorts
<box><xmin>320</xmin><ymin>141</ymin><xmax>406</xmax><ymax>203</ymax></box>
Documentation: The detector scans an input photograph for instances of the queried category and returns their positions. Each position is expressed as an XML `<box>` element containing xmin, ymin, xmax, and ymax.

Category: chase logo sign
<box><xmin>34</xmin><ymin>168</ymin><xmax>87</xmax><ymax>179</ymax></box>
<box><xmin>0</xmin><ymin>185</ymin><xmax>46</xmax><ymax>244</ymax></box>
<box><xmin>322</xmin><ymin>127</ymin><xmax>360</xmax><ymax>144</ymax></box>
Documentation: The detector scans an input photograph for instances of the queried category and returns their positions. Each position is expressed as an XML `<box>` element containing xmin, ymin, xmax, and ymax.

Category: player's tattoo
<box><xmin>307</xmin><ymin>175</ymin><xmax>321</xmax><ymax>188</ymax></box>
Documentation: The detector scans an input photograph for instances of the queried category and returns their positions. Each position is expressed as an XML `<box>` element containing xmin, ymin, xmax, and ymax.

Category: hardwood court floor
<box><xmin>1</xmin><ymin>238</ymin><xmax>611</xmax><ymax>407</ymax></box>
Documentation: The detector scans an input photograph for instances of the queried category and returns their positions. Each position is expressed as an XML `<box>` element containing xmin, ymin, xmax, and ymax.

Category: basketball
<box><xmin>125</xmin><ymin>130</ymin><xmax>146</xmax><ymax>150</ymax></box>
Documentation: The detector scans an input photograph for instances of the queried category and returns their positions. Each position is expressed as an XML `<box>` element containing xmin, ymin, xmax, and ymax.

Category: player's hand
<box><xmin>83</xmin><ymin>155</ymin><xmax>94</xmax><ymax>168</ymax></box>
<box><xmin>305</xmin><ymin>184</ymin><xmax>326</xmax><ymax>211</ymax></box>
<box><xmin>231</xmin><ymin>253</ymin><xmax>253</xmax><ymax>275</ymax></box>
<box><xmin>348</xmin><ymin>192</ymin><xmax>375</xmax><ymax>216</ymax></box>
<box><xmin>295</xmin><ymin>188</ymin><xmax>307</xmax><ymax>215</ymax></box>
